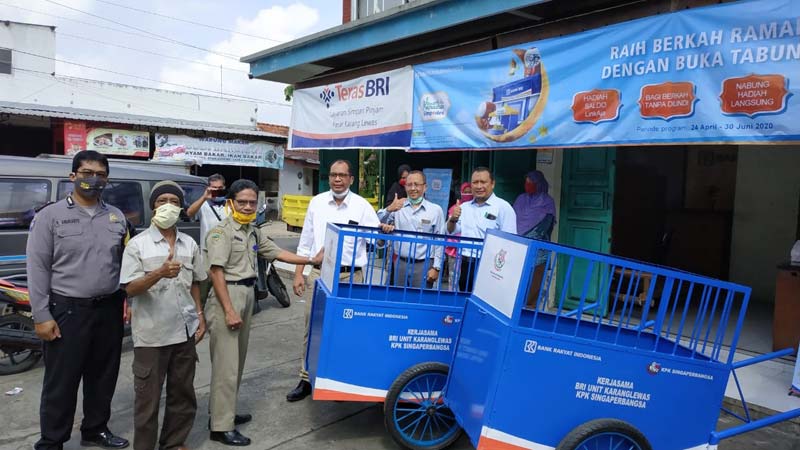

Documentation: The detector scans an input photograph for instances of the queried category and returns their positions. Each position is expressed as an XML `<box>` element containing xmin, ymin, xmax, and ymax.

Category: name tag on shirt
<box><xmin>421</xmin><ymin>219</ymin><xmax>431</xmax><ymax>225</ymax></box>
<box><xmin>484</xmin><ymin>212</ymin><xmax>497</xmax><ymax>221</ymax></box>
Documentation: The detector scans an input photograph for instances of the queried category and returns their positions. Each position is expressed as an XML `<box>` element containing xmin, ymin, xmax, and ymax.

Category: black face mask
<box><xmin>73</xmin><ymin>176</ymin><xmax>106</xmax><ymax>198</ymax></box>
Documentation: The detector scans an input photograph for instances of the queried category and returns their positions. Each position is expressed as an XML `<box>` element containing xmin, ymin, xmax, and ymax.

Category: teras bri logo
<box><xmin>319</xmin><ymin>75</ymin><xmax>392</xmax><ymax>108</ymax></box>
<box><xmin>319</xmin><ymin>87</ymin><xmax>335</xmax><ymax>109</ymax></box>
<box><xmin>493</xmin><ymin>249</ymin><xmax>507</xmax><ymax>271</ymax></box>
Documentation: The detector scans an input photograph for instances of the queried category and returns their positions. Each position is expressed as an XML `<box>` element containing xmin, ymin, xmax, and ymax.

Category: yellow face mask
<box><xmin>227</xmin><ymin>199</ymin><xmax>257</xmax><ymax>225</ymax></box>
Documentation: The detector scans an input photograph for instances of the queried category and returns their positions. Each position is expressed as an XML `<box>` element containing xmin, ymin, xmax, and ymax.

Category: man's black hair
<box><xmin>407</xmin><ymin>170</ymin><xmax>426</xmax><ymax>184</ymax></box>
<box><xmin>330</xmin><ymin>159</ymin><xmax>353</xmax><ymax>176</ymax></box>
<box><xmin>208</xmin><ymin>173</ymin><xmax>226</xmax><ymax>184</ymax></box>
<box><xmin>72</xmin><ymin>150</ymin><xmax>109</xmax><ymax>174</ymax></box>
<box><xmin>227</xmin><ymin>179</ymin><xmax>259</xmax><ymax>199</ymax></box>
<box><xmin>472</xmin><ymin>166</ymin><xmax>495</xmax><ymax>181</ymax></box>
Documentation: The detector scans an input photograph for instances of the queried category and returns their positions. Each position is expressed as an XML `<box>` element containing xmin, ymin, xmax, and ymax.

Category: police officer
<box><xmin>26</xmin><ymin>150</ymin><xmax>129</xmax><ymax>450</ymax></box>
<box><xmin>205</xmin><ymin>179</ymin><xmax>321</xmax><ymax>446</ymax></box>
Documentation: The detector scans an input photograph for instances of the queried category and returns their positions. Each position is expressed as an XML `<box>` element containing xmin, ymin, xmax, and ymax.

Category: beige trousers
<box><xmin>299</xmin><ymin>268</ymin><xmax>364</xmax><ymax>381</ymax></box>
<box><xmin>205</xmin><ymin>284</ymin><xmax>253</xmax><ymax>432</ymax></box>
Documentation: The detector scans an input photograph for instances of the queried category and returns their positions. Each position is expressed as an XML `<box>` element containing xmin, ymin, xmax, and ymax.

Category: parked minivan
<box><xmin>0</xmin><ymin>155</ymin><xmax>207</xmax><ymax>277</ymax></box>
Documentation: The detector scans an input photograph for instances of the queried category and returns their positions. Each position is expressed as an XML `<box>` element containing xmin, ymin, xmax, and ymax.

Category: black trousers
<box><xmin>458</xmin><ymin>256</ymin><xmax>479</xmax><ymax>293</ymax></box>
<box><xmin>35</xmin><ymin>292</ymin><xmax>124</xmax><ymax>450</ymax></box>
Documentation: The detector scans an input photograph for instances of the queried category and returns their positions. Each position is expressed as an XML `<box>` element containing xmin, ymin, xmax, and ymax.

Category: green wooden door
<box><xmin>557</xmin><ymin>147</ymin><xmax>615</xmax><ymax>314</ymax></box>
<box><xmin>491</xmin><ymin>150</ymin><xmax>536</xmax><ymax>204</ymax></box>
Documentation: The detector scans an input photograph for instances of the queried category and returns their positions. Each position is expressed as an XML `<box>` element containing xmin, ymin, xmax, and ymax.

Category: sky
<box><xmin>0</xmin><ymin>0</ymin><xmax>342</xmax><ymax>125</ymax></box>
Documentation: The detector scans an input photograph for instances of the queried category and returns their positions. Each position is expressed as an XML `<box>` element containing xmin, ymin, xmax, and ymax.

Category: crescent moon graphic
<box><xmin>479</xmin><ymin>63</ymin><xmax>550</xmax><ymax>143</ymax></box>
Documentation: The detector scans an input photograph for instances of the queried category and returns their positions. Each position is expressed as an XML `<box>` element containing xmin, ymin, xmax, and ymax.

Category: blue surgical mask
<box><xmin>408</xmin><ymin>196</ymin><xmax>423</xmax><ymax>205</ymax></box>
<box><xmin>210</xmin><ymin>197</ymin><xmax>226</xmax><ymax>205</ymax></box>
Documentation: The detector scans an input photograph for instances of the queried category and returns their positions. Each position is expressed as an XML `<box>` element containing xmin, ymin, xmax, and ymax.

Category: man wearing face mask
<box><xmin>27</xmin><ymin>150</ymin><xmax>130</xmax><ymax>450</ymax></box>
<box><xmin>287</xmin><ymin>159</ymin><xmax>381</xmax><ymax>402</ymax></box>
<box><xmin>205</xmin><ymin>179</ymin><xmax>322</xmax><ymax>446</ymax></box>
<box><xmin>186</xmin><ymin>174</ymin><xmax>228</xmax><ymax>307</ymax></box>
<box><xmin>378</xmin><ymin>170</ymin><xmax>446</xmax><ymax>289</ymax></box>
<box><xmin>120</xmin><ymin>181</ymin><xmax>207</xmax><ymax>450</ymax></box>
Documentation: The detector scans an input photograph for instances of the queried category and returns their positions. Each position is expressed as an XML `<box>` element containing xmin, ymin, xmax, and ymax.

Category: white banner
<box><xmin>290</xmin><ymin>66</ymin><xmax>413</xmax><ymax>149</ymax></box>
<box><xmin>153</xmin><ymin>134</ymin><xmax>284</xmax><ymax>169</ymax></box>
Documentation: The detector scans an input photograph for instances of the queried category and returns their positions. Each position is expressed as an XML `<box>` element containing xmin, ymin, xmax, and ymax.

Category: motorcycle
<box><xmin>253</xmin><ymin>204</ymin><xmax>291</xmax><ymax>314</ymax></box>
<box><xmin>0</xmin><ymin>275</ymin><xmax>42</xmax><ymax>375</ymax></box>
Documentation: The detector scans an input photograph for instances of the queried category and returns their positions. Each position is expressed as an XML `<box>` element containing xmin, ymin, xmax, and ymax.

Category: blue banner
<box><xmin>410</xmin><ymin>0</ymin><xmax>800</xmax><ymax>150</ymax></box>
<box><xmin>423</xmin><ymin>168</ymin><xmax>452</xmax><ymax>220</ymax></box>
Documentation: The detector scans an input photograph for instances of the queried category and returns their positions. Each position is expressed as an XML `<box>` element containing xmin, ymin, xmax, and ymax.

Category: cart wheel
<box><xmin>383</xmin><ymin>362</ymin><xmax>462</xmax><ymax>450</ymax></box>
<box><xmin>557</xmin><ymin>419</ymin><xmax>652</xmax><ymax>450</ymax></box>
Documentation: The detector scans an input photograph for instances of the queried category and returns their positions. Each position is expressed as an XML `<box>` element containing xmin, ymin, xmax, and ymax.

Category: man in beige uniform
<box><xmin>205</xmin><ymin>179</ymin><xmax>321</xmax><ymax>446</ymax></box>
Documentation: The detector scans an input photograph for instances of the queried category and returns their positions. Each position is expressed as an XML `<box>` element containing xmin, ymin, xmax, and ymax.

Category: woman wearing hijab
<box><xmin>383</xmin><ymin>164</ymin><xmax>411</xmax><ymax>208</ymax></box>
<box><xmin>513</xmin><ymin>171</ymin><xmax>556</xmax><ymax>307</ymax></box>
<box><xmin>445</xmin><ymin>182</ymin><xmax>473</xmax><ymax>290</ymax></box>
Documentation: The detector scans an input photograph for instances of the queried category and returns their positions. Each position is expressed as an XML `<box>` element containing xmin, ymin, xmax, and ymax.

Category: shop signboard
<box><xmin>290</xmin><ymin>67</ymin><xmax>414</xmax><ymax>149</ymax></box>
<box><xmin>410</xmin><ymin>0</ymin><xmax>800</xmax><ymax>150</ymax></box>
<box><xmin>153</xmin><ymin>134</ymin><xmax>284</xmax><ymax>169</ymax></box>
<box><xmin>63</xmin><ymin>121</ymin><xmax>150</xmax><ymax>157</ymax></box>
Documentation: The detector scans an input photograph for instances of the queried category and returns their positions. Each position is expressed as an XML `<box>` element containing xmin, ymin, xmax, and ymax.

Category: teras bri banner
<box><xmin>153</xmin><ymin>134</ymin><xmax>284</xmax><ymax>169</ymax></box>
<box><xmin>410</xmin><ymin>0</ymin><xmax>800</xmax><ymax>150</ymax></box>
<box><xmin>290</xmin><ymin>67</ymin><xmax>413</xmax><ymax>149</ymax></box>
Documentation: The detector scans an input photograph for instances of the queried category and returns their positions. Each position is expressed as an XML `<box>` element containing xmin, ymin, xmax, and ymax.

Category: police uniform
<box><xmin>26</xmin><ymin>194</ymin><xmax>128</xmax><ymax>450</ymax></box>
<box><xmin>204</xmin><ymin>216</ymin><xmax>281</xmax><ymax>432</ymax></box>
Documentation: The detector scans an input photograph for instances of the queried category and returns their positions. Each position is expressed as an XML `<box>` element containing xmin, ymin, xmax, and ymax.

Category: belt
<box><xmin>397</xmin><ymin>255</ymin><xmax>430</xmax><ymax>263</ymax></box>
<box><xmin>50</xmin><ymin>290</ymin><xmax>124</xmax><ymax>307</ymax></box>
<box><xmin>312</xmin><ymin>265</ymin><xmax>362</xmax><ymax>273</ymax></box>
<box><xmin>226</xmin><ymin>278</ymin><xmax>257</xmax><ymax>287</ymax></box>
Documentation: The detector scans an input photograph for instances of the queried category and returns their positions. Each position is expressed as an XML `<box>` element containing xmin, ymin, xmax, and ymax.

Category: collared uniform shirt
<box><xmin>449</xmin><ymin>193</ymin><xmax>517</xmax><ymax>257</ymax></box>
<box><xmin>199</xmin><ymin>200</ymin><xmax>228</xmax><ymax>253</ymax></box>
<box><xmin>378</xmin><ymin>198</ymin><xmax>446</xmax><ymax>270</ymax></box>
<box><xmin>205</xmin><ymin>216</ymin><xmax>283</xmax><ymax>280</ymax></box>
<box><xmin>26</xmin><ymin>195</ymin><xmax>127</xmax><ymax>323</ymax></box>
<box><xmin>296</xmin><ymin>191</ymin><xmax>380</xmax><ymax>268</ymax></box>
<box><xmin>120</xmin><ymin>225</ymin><xmax>207</xmax><ymax>348</ymax></box>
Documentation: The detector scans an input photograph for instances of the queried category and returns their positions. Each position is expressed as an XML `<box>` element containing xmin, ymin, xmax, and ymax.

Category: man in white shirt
<box><xmin>447</xmin><ymin>167</ymin><xmax>517</xmax><ymax>292</ymax></box>
<box><xmin>286</xmin><ymin>160</ymin><xmax>380</xmax><ymax>402</ymax></box>
<box><xmin>186</xmin><ymin>173</ymin><xmax>228</xmax><ymax>305</ymax></box>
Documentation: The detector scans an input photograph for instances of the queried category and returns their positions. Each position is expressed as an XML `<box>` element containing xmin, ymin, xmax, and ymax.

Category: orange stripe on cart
<box><xmin>312</xmin><ymin>389</ymin><xmax>385</xmax><ymax>403</ymax></box>
<box><xmin>477</xmin><ymin>436</ymin><xmax>530</xmax><ymax>450</ymax></box>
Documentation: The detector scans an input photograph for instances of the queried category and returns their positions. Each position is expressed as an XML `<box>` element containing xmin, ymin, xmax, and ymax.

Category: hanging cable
<box><xmin>58</xmin><ymin>33</ymin><xmax>248</xmax><ymax>73</ymax></box>
<box><xmin>13</xmin><ymin>50</ymin><xmax>289</xmax><ymax>106</ymax></box>
<box><xmin>91</xmin><ymin>0</ymin><xmax>283</xmax><ymax>43</ymax></box>
<box><xmin>41</xmin><ymin>0</ymin><xmax>242</xmax><ymax>61</ymax></box>
<box><xmin>0</xmin><ymin>1</ymin><xmax>229</xmax><ymax>60</ymax></box>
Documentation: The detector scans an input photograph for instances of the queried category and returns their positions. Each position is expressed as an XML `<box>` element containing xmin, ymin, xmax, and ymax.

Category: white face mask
<box><xmin>152</xmin><ymin>203</ymin><xmax>182</xmax><ymax>229</ymax></box>
<box><xmin>332</xmin><ymin>189</ymin><xmax>350</xmax><ymax>200</ymax></box>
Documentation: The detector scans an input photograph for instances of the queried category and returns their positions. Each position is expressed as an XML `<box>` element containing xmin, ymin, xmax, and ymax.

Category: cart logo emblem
<box><xmin>524</xmin><ymin>340</ymin><xmax>538</xmax><ymax>354</ymax></box>
<box><xmin>494</xmin><ymin>249</ymin><xmax>507</xmax><ymax>271</ymax></box>
<box><xmin>343</xmin><ymin>308</ymin><xmax>354</xmax><ymax>319</ymax></box>
<box><xmin>647</xmin><ymin>361</ymin><xmax>661</xmax><ymax>375</ymax></box>
<box><xmin>443</xmin><ymin>315</ymin><xmax>455</xmax><ymax>325</ymax></box>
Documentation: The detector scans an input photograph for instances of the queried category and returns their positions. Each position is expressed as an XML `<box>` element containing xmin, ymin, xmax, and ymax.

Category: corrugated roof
<box><xmin>0</xmin><ymin>101</ymin><xmax>283</xmax><ymax>138</ymax></box>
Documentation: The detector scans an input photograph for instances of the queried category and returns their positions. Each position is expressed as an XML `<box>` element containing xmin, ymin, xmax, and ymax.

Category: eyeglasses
<box><xmin>329</xmin><ymin>172</ymin><xmax>351</xmax><ymax>179</ymax></box>
<box><xmin>405</xmin><ymin>183</ymin><xmax>425</xmax><ymax>189</ymax></box>
<box><xmin>234</xmin><ymin>199</ymin><xmax>258</xmax><ymax>207</ymax></box>
<box><xmin>75</xmin><ymin>169</ymin><xmax>108</xmax><ymax>179</ymax></box>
